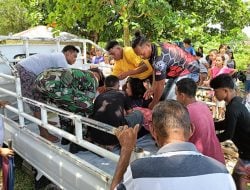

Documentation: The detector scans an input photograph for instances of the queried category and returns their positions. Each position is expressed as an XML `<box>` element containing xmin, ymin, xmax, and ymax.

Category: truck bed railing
<box><xmin>0</xmin><ymin>72</ymin><xmax>119</xmax><ymax>162</ymax></box>
<box><xmin>0</xmin><ymin>36</ymin><xmax>105</xmax><ymax>65</ymax></box>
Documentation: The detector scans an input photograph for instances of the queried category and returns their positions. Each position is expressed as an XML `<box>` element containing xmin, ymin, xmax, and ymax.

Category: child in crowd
<box><xmin>183</xmin><ymin>38</ymin><xmax>196</xmax><ymax>56</ymax></box>
<box><xmin>226</xmin><ymin>49</ymin><xmax>236</xmax><ymax>69</ymax></box>
<box><xmin>92</xmin><ymin>48</ymin><xmax>104</xmax><ymax>64</ymax></box>
<box><xmin>205</xmin><ymin>54</ymin><xmax>236</xmax><ymax>119</ymax></box>
<box><xmin>196</xmin><ymin>52</ymin><xmax>209</xmax><ymax>86</ymax></box>
<box><xmin>218</xmin><ymin>44</ymin><xmax>229</xmax><ymax>63</ymax></box>
<box><xmin>207</xmin><ymin>49</ymin><xmax>218</xmax><ymax>68</ymax></box>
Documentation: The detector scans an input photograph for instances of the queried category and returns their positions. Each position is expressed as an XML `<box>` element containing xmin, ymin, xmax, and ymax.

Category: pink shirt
<box><xmin>187</xmin><ymin>101</ymin><xmax>225</xmax><ymax>164</ymax></box>
<box><xmin>211</xmin><ymin>66</ymin><xmax>234</xmax><ymax>79</ymax></box>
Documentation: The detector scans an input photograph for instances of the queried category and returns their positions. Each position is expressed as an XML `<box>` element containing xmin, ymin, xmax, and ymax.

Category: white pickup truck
<box><xmin>0</xmin><ymin>36</ymin><xmax>156</xmax><ymax>190</ymax></box>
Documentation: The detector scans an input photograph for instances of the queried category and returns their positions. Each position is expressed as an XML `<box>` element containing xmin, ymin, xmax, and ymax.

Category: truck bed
<box><xmin>24</xmin><ymin>119</ymin><xmax>158</xmax><ymax>176</ymax></box>
<box><xmin>2</xmin><ymin>107</ymin><xmax>157</xmax><ymax>190</ymax></box>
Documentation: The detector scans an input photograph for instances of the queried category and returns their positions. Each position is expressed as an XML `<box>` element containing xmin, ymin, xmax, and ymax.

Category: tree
<box><xmin>1</xmin><ymin>0</ymin><xmax>250</xmax><ymax>48</ymax></box>
<box><xmin>45</xmin><ymin>0</ymin><xmax>250</xmax><ymax>46</ymax></box>
<box><xmin>22</xmin><ymin>0</ymin><xmax>56</xmax><ymax>27</ymax></box>
<box><xmin>0</xmin><ymin>0</ymin><xmax>30</xmax><ymax>35</ymax></box>
<box><xmin>166</xmin><ymin>0</ymin><xmax>250</xmax><ymax>40</ymax></box>
<box><xmin>46</xmin><ymin>0</ymin><xmax>175</xmax><ymax>45</ymax></box>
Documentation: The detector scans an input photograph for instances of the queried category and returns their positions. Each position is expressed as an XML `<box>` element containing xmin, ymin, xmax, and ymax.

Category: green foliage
<box><xmin>42</xmin><ymin>0</ymin><xmax>250</xmax><ymax>43</ymax></box>
<box><xmin>1</xmin><ymin>0</ymin><xmax>250</xmax><ymax>43</ymax></box>
<box><xmin>22</xmin><ymin>0</ymin><xmax>56</xmax><ymax>27</ymax></box>
<box><xmin>0</xmin><ymin>0</ymin><xmax>30</xmax><ymax>35</ymax></box>
<box><xmin>234</xmin><ymin>43</ymin><xmax>250</xmax><ymax>70</ymax></box>
<box><xmin>0</xmin><ymin>0</ymin><xmax>249</xmax><ymax>68</ymax></box>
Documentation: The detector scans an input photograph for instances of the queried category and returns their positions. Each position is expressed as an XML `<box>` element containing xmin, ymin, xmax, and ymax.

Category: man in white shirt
<box><xmin>111</xmin><ymin>100</ymin><xmax>236</xmax><ymax>190</ymax></box>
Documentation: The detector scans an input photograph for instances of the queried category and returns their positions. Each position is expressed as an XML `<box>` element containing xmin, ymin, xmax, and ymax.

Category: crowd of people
<box><xmin>0</xmin><ymin>32</ymin><xmax>250</xmax><ymax>189</ymax></box>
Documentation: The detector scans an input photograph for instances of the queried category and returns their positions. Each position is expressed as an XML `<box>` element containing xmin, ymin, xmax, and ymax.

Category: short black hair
<box><xmin>104</xmin><ymin>75</ymin><xmax>119</xmax><ymax>88</ymax></box>
<box><xmin>196</xmin><ymin>52</ymin><xmax>203</xmax><ymax>57</ymax></box>
<box><xmin>105</xmin><ymin>40</ymin><xmax>119</xmax><ymax>51</ymax></box>
<box><xmin>210</xmin><ymin>74</ymin><xmax>235</xmax><ymax>90</ymax></box>
<box><xmin>183</xmin><ymin>38</ymin><xmax>191</xmax><ymax>45</ymax></box>
<box><xmin>62</xmin><ymin>45</ymin><xmax>79</xmax><ymax>53</ymax></box>
<box><xmin>176</xmin><ymin>78</ymin><xmax>197</xmax><ymax>97</ymax></box>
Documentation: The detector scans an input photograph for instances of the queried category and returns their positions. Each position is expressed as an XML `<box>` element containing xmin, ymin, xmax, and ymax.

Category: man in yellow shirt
<box><xmin>105</xmin><ymin>40</ymin><xmax>153</xmax><ymax>80</ymax></box>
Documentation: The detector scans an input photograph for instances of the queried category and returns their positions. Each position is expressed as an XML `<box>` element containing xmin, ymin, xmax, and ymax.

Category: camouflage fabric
<box><xmin>35</xmin><ymin>68</ymin><xmax>98</xmax><ymax>116</ymax></box>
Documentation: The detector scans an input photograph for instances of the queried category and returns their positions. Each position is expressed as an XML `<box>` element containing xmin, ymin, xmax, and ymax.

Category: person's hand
<box><xmin>143</xmin><ymin>88</ymin><xmax>154</xmax><ymax>100</ymax></box>
<box><xmin>0</xmin><ymin>148</ymin><xmax>14</xmax><ymax>157</ymax></box>
<box><xmin>118</xmin><ymin>72</ymin><xmax>129</xmax><ymax>80</ymax></box>
<box><xmin>115</xmin><ymin>124</ymin><xmax>140</xmax><ymax>151</ymax></box>
<box><xmin>0</xmin><ymin>101</ymin><xmax>9</xmax><ymax>108</ymax></box>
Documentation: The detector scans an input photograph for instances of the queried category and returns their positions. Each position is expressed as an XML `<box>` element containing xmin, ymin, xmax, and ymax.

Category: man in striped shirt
<box><xmin>111</xmin><ymin>100</ymin><xmax>236</xmax><ymax>190</ymax></box>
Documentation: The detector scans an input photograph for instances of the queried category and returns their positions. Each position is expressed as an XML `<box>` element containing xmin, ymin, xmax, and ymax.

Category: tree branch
<box><xmin>131</xmin><ymin>12</ymin><xmax>145</xmax><ymax>18</ymax></box>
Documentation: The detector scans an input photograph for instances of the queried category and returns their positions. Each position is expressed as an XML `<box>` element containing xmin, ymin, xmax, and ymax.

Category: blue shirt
<box><xmin>185</xmin><ymin>46</ymin><xmax>196</xmax><ymax>56</ymax></box>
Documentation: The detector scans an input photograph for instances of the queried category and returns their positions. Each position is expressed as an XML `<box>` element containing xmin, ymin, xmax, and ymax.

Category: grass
<box><xmin>0</xmin><ymin>154</ymin><xmax>34</xmax><ymax>190</ymax></box>
<box><xmin>13</xmin><ymin>154</ymin><xmax>34</xmax><ymax>190</ymax></box>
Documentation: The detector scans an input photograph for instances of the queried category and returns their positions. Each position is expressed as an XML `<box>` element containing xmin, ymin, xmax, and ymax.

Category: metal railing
<box><xmin>0</xmin><ymin>72</ymin><xmax>119</xmax><ymax>162</ymax></box>
<box><xmin>0</xmin><ymin>36</ymin><xmax>114</xmax><ymax>77</ymax></box>
<box><xmin>0</xmin><ymin>36</ymin><xmax>106</xmax><ymax>65</ymax></box>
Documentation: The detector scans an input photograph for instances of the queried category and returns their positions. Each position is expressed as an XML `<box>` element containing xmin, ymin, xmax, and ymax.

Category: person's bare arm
<box><xmin>147</xmin><ymin>79</ymin><xmax>165</xmax><ymax>109</ymax></box>
<box><xmin>118</xmin><ymin>62</ymin><xmax>148</xmax><ymax>80</ymax></box>
<box><xmin>203</xmin><ymin>68</ymin><xmax>212</xmax><ymax>86</ymax></box>
<box><xmin>110</xmin><ymin>125</ymin><xmax>140</xmax><ymax>190</ymax></box>
<box><xmin>229</xmin><ymin>69</ymin><xmax>237</xmax><ymax>76</ymax></box>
